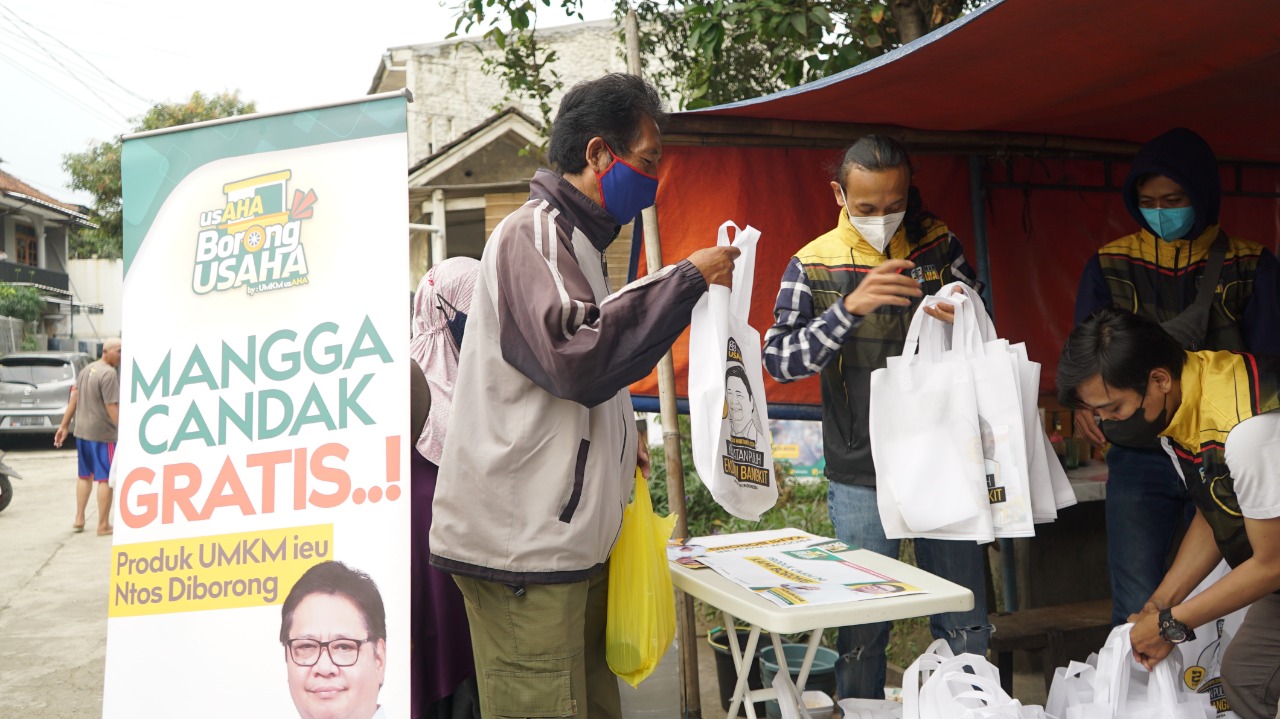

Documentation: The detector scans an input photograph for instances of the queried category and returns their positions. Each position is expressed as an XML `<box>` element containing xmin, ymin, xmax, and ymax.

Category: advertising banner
<box><xmin>105</xmin><ymin>93</ymin><xmax>411</xmax><ymax>719</ymax></box>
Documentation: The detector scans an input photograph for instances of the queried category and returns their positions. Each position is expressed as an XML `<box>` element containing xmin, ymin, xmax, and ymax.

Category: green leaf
<box><xmin>870</xmin><ymin>5</ymin><xmax>885</xmax><ymax>23</ymax></box>
<box><xmin>492</xmin><ymin>27</ymin><xmax>507</xmax><ymax>48</ymax></box>
<box><xmin>865</xmin><ymin>30</ymin><xmax>882</xmax><ymax>48</ymax></box>
<box><xmin>788</xmin><ymin>13</ymin><xmax>806</xmax><ymax>36</ymax></box>
<box><xmin>809</xmin><ymin>5</ymin><xmax>832</xmax><ymax>28</ymax></box>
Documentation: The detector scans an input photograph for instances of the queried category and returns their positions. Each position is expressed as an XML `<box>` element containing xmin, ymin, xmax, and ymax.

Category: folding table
<box><xmin>670</xmin><ymin>547</ymin><xmax>974</xmax><ymax>719</ymax></box>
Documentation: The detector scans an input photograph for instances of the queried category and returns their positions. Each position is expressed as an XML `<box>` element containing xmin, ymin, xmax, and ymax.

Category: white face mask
<box><xmin>840</xmin><ymin>189</ymin><xmax>905</xmax><ymax>254</ymax></box>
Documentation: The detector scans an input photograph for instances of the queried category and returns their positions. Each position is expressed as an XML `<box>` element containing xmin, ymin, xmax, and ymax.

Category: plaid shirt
<box><xmin>763</xmin><ymin>256</ymin><xmax>862</xmax><ymax>382</ymax></box>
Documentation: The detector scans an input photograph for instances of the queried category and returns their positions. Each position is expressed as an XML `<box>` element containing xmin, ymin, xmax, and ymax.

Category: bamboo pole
<box><xmin>627</xmin><ymin>8</ymin><xmax>701</xmax><ymax>717</ymax></box>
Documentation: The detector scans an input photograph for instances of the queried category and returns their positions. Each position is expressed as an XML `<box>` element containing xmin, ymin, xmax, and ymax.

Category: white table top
<box><xmin>669</xmin><ymin>547</ymin><xmax>974</xmax><ymax>635</ymax></box>
<box><xmin>1066</xmin><ymin>462</ymin><xmax>1108</xmax><ymax>503</ymax></box>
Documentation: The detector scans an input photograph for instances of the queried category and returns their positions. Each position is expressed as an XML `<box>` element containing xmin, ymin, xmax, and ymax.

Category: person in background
<box><xmin>410</xmin><ymin>257</ymin><xmax>481</xmax><ymax>719</ymax></box>
<box><xmin>429</xmin><ymin>73</ymin><xmax>738</xmax><ymax>718</ymax></box>
<box><xmin>763</xmin><ymin>136</ymin><xmax>990</xmax><ymax>699</ymax></box>
<box><xmin>1072</xmin><ymin>127</ymin><xmax>1280</xmax><ymax>626</ymax></box>
<box><xmin>1058</xmin><ymin>309</ymin><xmax>1280</xmax><ymax>719</ymax></box>
<box><xmin>55</xmin><ymin>337</ymin><xmax>121</xmax><ymax>536</ymax></box>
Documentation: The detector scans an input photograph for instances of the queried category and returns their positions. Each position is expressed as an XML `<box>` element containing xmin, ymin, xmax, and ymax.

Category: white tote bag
<box><xmin>1007</xmin><ymin>341</ymin><xmax>1071</xmax><ymax>523</ymax></box>
<box><xmin>1176</xmin><ymin>561</ymin><xmax>1247</xmax><ymax>718</ymax></box>
<box><xmin>871</xmin><ymin>294</ymin><xmax>992</xmax><ymax>540</ymax></box>
<box><xmin>688</xmin><ymin>221</ymin><xmax>778</xmax><ymax>521</ymax></box>
<box><xmin>1069</xmin><ymin>624</ymin><xmax>1213</xmax><ymax>719</ymax></box>
<box><xmin>948</xmin><ymin>287</ymin><xmax>1035</xmax><ymax>538</ymax></box>
<box><xmin>1047</xmin><ymin>658</ymin><xmax>1098</xmax><ymax>718</ymax></box>
<box><xmin>947</xmin><ymin>282</ymin><xmax>1076</xmax><ymax>521</ymax></box>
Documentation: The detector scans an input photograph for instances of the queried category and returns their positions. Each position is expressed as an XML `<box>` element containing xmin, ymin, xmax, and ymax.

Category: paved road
<box><xmin>0</xmin><ymin>438</ymin><xmax>110</xmax><ymax>718</ymax></box>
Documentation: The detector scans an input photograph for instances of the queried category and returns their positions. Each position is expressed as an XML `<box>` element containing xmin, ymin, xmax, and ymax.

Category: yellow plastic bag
<box><xmin>606</xmin><ymin>468</ymin><xmax>678</xmax><ymax>687</ymax></box>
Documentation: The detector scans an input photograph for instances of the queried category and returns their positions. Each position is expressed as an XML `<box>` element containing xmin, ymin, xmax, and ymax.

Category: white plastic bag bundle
<box><xmin>871</xmin><ymin>293</ymin><xmax>991</xmax><ymax>541</ymax></box>
<box><xmin>903</xmin><ymin>639</ymin><xmax>1055</xmax><ymax>719</ymax></box>
<box><xmin>688</xmin><ymin>221</ymin><xmax>778</xmax><ymax>520</ymax></box>
<box><xmin>1046</xmin><ymin>657</ymin><xmax>1098</xmax><ymax>718</ymax></box>
<box><xmin>947</xmin><ymin>284</ymin><xmax>1034</xmax><ymax>538</ymax></box>
<box><xmin>947</xmin><ymin>282</ymin><xmax>1076</xmax><ymax>529</ymax></box>
<box><xmin>1064</xmin><ymin>623</ymin><xmax>1213</xmax><ymax>719</ymax></box>
<box><xmin>872</xmin><ymin>282</ymin><xmax>1075</xmax><ymax>541</ymax></box>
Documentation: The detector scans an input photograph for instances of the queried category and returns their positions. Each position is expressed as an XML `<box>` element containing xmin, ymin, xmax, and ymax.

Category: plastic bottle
<box><xmin>1049</xmin><ymin>412</ymin><xmax>1067</xmax><ymax>463</ymax></box>
<box><xmin>618</xmin><ymin>640</ymin><xmax>681</xmax><ymax>718</ymax></box>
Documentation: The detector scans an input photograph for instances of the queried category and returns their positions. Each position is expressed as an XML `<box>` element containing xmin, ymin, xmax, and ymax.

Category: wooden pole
<box><xmin>627</xmin><ymin>8</ymin><xmax>701</xmax><ymax>718</ymax></box>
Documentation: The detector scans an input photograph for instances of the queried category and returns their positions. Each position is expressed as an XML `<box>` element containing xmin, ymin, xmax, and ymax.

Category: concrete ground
<box><xmin>0</xmin><ymin>437</ymin><xmax>110</xmax><ymax>718</ymax></box>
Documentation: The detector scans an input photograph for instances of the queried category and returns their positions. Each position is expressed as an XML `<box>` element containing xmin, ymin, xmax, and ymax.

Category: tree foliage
<box><xmin>0</xmin><ymin>283</ymin><xmax>48</xmax><ymax>323</ymax></box>
<box><xmin>62</xmin><ymin>91</ymin><xmax>256</xmax><ymax>259</ymax></box>
<box><xmin>453</xmin><ymin>0</ymin><xmax>987</xmax><ymax>120</ymax></box>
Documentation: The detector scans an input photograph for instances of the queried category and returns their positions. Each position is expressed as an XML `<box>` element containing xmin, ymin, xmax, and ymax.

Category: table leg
<box><xmin>723</xmin><ymin>611</ymin><xmax>762</xmax><ymax>719</ymax></box>
<box><xmin>794</xmin><ymin>629</ymin><xmax>823</xmax><ymax>692</ymax></box>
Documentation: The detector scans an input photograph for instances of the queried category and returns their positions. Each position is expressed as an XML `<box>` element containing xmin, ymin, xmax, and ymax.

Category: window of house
<box><xmin>15</xmin><ymin>224</ymin><xmax>37</xmax><ymax>267</ymax></box>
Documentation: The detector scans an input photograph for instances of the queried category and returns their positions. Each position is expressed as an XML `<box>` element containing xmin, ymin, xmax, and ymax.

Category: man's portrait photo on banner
<box><xmin>279</xmin><ymin>561</ymin><xmax>388</xmax><ymax>719</ymax></box>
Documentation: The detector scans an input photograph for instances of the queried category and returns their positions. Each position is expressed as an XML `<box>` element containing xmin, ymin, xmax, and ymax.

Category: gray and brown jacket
<box><xmin>430</xmin><ymin>169</ymin><xmax>707</xmax><ymax>585</ymax></box>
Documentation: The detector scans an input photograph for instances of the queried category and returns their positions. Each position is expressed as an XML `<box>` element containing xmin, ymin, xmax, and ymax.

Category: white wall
<box><xmin>66</xmin><ymin>258</ymin><xmax>122</xmax><ymax>340</ymax></box>
<box><xmin>398</xmin><ymin>20</ymin><xmax>636</xmax><ymax>167</ymax></box>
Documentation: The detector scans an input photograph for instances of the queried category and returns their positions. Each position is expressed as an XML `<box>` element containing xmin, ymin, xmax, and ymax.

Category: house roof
<box><xmin>0</xmin><ymin>169</ymin><xmax>80</xmax><ymax>213</ymax></box>
<box><xmin>408</xmin><ymin>106</ymin><xmax>543</xmax><ymax>177</ymax></box>
<box><xmin>0</xmin><ymin>169</ymin><xmax>94</xmax><ymax>224</ymax></box>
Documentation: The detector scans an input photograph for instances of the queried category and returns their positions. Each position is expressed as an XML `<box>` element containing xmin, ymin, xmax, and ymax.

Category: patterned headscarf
<box><xmin>410</xmin><ymin>257</ymin><xmax>480</xmax><ymax>463</ymax></box>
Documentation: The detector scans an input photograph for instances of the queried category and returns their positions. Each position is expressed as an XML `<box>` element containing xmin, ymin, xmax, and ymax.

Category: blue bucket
<box><xmin>758</xmin><ymin>644</ymin><xmax>838</xmax><ymax>719</ymax></box>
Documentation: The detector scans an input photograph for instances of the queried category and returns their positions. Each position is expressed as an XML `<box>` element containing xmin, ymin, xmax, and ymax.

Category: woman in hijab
<box><xmin>410</xmin><ymin>257</ymin><xmax>480</xmax><ymax>719</ymax></box>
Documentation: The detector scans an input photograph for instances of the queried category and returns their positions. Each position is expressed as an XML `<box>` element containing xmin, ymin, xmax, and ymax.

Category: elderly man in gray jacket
<box><xmin>429</xmin><ymin>73</ymin><xmax>737</xmax><ymax>719</ymax></box>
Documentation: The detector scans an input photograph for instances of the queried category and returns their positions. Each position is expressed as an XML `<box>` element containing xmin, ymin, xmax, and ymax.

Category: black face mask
<box><xmin>1100</xmin><ymin>386</ymin><xmax>1169</xmax><ymax>448</ymax></box>
<box><xmin>437</xmin><ymin>295</ymin><xmax>467</xmax><ymax>350</ymax></box>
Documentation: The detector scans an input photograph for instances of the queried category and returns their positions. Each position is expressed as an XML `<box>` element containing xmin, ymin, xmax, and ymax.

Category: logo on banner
<box><xmin>721</xmin><ymin>337</ymin><xmax>769</xmax><ymax>487</ymax></box>
<box><xmin>193</xmin><ymin>170</ymin><xmax>319</xmax><ymax>296</ymax></box>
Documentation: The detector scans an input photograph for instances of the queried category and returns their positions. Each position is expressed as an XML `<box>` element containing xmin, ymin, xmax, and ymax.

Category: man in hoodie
<box><xmin>1074</xmin><ymin>127</ymin><xmax>1280</xmax><ymax>626</ymax></box>
<box><xmin>429</xmin><ymin>74</ymin><xmax>737</xmax><ymax>718</ymax></box>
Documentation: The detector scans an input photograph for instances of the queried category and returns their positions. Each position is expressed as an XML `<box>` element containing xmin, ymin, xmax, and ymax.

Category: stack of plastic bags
<box><xmin>897</xmin><ymin>638</ymin><xmax>1054</xmax><ymax>718</ymax></box>
<box><xmin>1046</xmin><ymin>624</ymin><xmax>1215</xmax><ymax>718</ymax></box>
<box><xmin>870</xmin><ymin>282</ymin><xmax>1076</xmax><ymax>542</ymax></box>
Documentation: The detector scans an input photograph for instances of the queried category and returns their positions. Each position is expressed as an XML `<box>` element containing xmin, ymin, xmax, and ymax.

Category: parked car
<box><xmin>0</xmin><ymin>352</ymin><xmax>92</xmax><ymax>435</ymax></box>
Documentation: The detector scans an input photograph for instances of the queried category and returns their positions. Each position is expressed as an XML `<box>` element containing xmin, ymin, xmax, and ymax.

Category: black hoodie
<box><xmin>1122</xmin><ymin>127</ymin><xmax>1220</xmax><ymax>240</ymax></box>
<box><xmin>1074</xmin><ymin>129</ymin><xmax>1280</xmax><ymax>356</ymax></box>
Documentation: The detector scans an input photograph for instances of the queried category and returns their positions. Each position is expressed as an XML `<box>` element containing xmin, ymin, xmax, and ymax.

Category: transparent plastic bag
<box><xmin>606</xmin><ymin>469</ymin><xmax>678</xmax><ymax>686</ymax></box>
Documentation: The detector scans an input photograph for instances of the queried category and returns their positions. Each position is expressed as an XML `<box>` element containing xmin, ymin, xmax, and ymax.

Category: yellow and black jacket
<box><xmin>764</xmin><ymin>210</ymin><xmax>981</xmax><ymax>487</ymax></box>
<box><xmin>1075</xmin><ymin>226</ymin><xmax>1280</xmax><ymax>354</ymax></box>
<box><xmin>1162</xmin><ymin>350</ymin><xmax>1280</xmax><ymax>567</ymax></box>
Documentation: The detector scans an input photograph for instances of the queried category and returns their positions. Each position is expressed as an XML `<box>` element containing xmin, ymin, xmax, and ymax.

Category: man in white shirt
<box><xmin>1057</xmin><ymin>308</ymin><xmax>1280</xmax><ymax>719</ymax></box>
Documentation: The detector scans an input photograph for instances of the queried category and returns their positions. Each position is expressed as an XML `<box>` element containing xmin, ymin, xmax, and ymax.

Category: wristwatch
<box><xmin>1158</xmin><ymin>608</ymin><xmax>1196</xmax><ymax>644</ymax></box>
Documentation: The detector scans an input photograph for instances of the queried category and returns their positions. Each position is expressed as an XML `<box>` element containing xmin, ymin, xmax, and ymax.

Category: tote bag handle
<box><xmin>716</xmin><ymin>221</ymin><xmax>760</xmax><ymax>322</ymax></box>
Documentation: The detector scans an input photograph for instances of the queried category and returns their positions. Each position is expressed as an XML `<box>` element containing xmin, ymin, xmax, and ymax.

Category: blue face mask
<box><xmin>1140</xmin><ymin>206</ymin><xmax>1195</xmax><ymax>241</ymax></box>
<box><xmin>596</xmin><ymin>145</ymin><xmax>658</xmax><ymax>225</ymax></box>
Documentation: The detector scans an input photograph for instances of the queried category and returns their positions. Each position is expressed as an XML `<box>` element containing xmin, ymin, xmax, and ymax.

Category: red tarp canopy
<box><xmin>630</xmin><ymin>0</ymin><xmax>1280</xmax><ymax>415</ymax></box>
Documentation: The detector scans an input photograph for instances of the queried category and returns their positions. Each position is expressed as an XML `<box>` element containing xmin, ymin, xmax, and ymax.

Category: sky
<box><xmin>0</xmin><ymin>0</ymin><xmax>617</xmax><ymax>206</ymax></box>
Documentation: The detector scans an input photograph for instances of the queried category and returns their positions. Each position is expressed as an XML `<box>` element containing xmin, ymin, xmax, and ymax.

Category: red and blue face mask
<box><xmin>595</xmin><ymin>144</ymin><xmax>658</xmax><ymax>225</ymax></box>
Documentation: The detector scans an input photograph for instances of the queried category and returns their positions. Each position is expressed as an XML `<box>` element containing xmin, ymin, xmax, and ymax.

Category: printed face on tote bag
<box><xmin>721</xmin><ymin>342</ymin><xmax>769</xmax><ymax>487</ymax></box>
